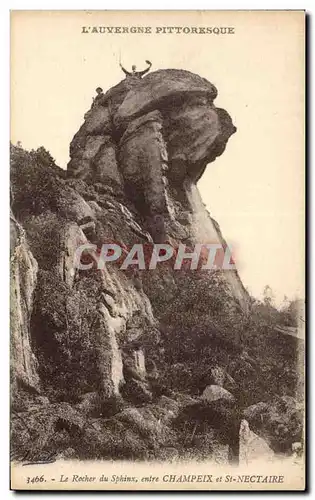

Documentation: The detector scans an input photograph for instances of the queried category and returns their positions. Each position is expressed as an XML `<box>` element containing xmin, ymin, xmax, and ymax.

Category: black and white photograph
<box><xmin>9</xmin><ymin>10</ymin><xmax>305</xmax><ymax>491</ymax></box>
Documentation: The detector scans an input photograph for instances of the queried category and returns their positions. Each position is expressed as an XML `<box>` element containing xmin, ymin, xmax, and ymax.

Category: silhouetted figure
<box><xmin>120</xmin><ymin>60</ymin><xmax>152</xmax><ymax>79</ymax></box>
<box><xmin>92</xmin><ymin>87</ymin><xmax>104</xmax><ymax>107</ymax></box>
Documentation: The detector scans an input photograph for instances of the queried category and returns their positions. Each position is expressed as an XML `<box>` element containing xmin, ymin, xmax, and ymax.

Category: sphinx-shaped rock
<box><xmin>68</xmin><ymin>70</ymin><xmax>237</xmax><ymax>248</ymax></box>
<box><xmin>114</xmin><ymin>69</ymin><xmax>217</xmax><ymax>125</ymax></box>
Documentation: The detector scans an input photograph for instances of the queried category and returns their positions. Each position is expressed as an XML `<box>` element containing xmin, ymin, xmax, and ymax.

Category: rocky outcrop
<box><xmin>68</xmin><ymin>69</ymin><xmax>247</xmax><ymax>311</ymax></box>
<box><xmin>10</xmin><ymin>213</ymin><xmax>40</xmax><ymax>393</ymax></box>
<box><xmin>69</xmin><ymin>69</ymin><xmax>235</xmax><ymax>203</ymax></box>
<box><xmin>201</xmin><ymin>385</ymin><xmax>235</xmax><ymax>403</ymax></box>
<box><xmin>243</xmin><ymin>396</ymin><xmax>304</xmax><ymax>454</ymax></box>
<box><xmin>239</xmin><ymin>419</ymin><xmax>274</xmax><ymax>464</ymax></box>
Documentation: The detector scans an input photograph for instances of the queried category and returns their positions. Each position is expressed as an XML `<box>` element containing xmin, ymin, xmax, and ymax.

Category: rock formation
<box><xmin>10</xmin><ymin>213</ymin><xmax>40</xmax><ymax>393</ymax></box>
<box><xmin>10</xmin><ymin>69</ymin><xmax>302</xmax><ymax>463</ymax></box>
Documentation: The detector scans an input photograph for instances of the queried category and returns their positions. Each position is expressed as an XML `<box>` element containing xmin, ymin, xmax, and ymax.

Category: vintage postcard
<box><xmin>10</xmin><ymin>10</ymin><xmax>305</xmax><ymax>491</ymax></box>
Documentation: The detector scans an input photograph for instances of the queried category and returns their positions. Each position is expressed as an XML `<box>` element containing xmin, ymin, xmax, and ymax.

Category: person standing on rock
<box><xmin>120</xmin><ymin>60</ymin><xmax>152</xmax><ymax>79</ymax></box>
<box><xmin>92</xmin><ymin>87</ymin><xmax>104</xmax><ymax>107</ymax></box>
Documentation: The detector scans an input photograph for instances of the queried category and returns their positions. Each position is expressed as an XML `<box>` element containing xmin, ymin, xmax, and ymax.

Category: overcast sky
<box><xmin>11</xmin><ymin>10</ymin><xmax>305</xmax><ymax>305</ymax></box>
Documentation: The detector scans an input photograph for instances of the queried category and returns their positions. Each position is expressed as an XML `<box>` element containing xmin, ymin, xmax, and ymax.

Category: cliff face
<box><xmin>68</xmin><ymin>69</ymin><xmax>248</xmax><ymax>309</ymax></box>
<box><xmin>10</xmin><ymin>70</ymin><xmax>302</xmax><ymax>463</ymax></box>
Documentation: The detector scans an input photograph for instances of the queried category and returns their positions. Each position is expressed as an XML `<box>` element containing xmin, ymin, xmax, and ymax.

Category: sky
<box><xmin>11</xmin><ymin>10</ymin><xmax>305</xmax><ymax>305</ymax></box>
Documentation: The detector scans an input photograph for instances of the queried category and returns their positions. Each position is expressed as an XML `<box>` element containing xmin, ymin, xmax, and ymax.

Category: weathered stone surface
<box><xmin>166</xmin><ymin>104</ymin><xmax>236</xmax><ymax>182</ymax></box>
<box><xmin>82</xmin><ymin>135</ymin><xmax>106</xmax><ymax>160</ymax></box>
<box><xmin>239</xmin><ymin>419</ymin><xmax>274</xmax><ymax>463</ymax></box>
<box><xmin>67</xmin><ymin>69</ymin><xmax>235</xmax><ymax>210</ymax></box>
<box><xmin>58</xmin><ymin>223</ymin><xmax>87</xmax><ymax>287</ymax></box>
<box><xmin>243</xmin><ymin>402</ymin><xmax>269</xmax><ymax>423</ymax></box>
<box><xmin>207</xmin><ymin>366</ymin><xmax>226</xmax><ymax>386</ymax></box>
<box><xmin>94</xmin><ymin>137</ymin><xmax>123</xmax><ymax>190</ymax></box>
<box><xmin>201</xmin><ymin>385</ymin><xmax>235</xmax><ymax>403</ymax></box>
<box><xmin>57</xmin><ymin>186</ymin><xmax>95</xmax><ymax>222</ymax></box>
<box><xmin>114</xmin><ymin>69</ymin><xmax>218</xmax><ymax>128</ymax></box>
<box><xmin>67</xmin><ymin>157</ymin><xmax>91</xmax><ymax>180</ymax></box>
<box><xmin>83</xmin><ymin>105</ymin><xmax>112</xmax><ymax>135</ymax></box>
<box><xmin>10</xmin><ymin>215</ymin><xmax>40</xmax><ymax>393</ymax></box>
<box><xmin>118</xmin><ymin>110</ymin><xmax>170</xmax><ymax>222</ymax></box>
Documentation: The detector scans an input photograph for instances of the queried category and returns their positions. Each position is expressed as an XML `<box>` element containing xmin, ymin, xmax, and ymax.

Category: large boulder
<box><xmin>10</xmin><ymin>214</ymin><xmax>40</xmax><ymax>394</ymax></box>
<box><xmin>243</xmin><ymin>396</ymin><xmax>304</xmax><ymax>454</ymax></box>
<box><xmin>201</xmin><ymin>385</ymin><xmax>235</xmax><ymax>403</ymax></box>
<box><xmin>68</xmin><ymin>69</ymin><xmax>236</xmax><ymax>189</ymax></box>
<box><xmin>199</xmin><ymin>365</ymin><xmax>237</xmax><ymax>394</ymax></box>
<box><xmin>239</xmin><ymin>419</ymin><xmax>274</xmax><ymax>463</ymax></box>
<box><xmin>114</xmin><ymin>69</ymin><xmax>217</xmax><ymax>125</ymax></box>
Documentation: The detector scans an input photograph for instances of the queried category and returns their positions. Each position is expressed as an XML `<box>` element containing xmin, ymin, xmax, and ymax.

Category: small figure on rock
<box><xmin>92</xmin><ymin>87</ymin><xmax>104</xmax><ymax>107</ymax></box>
<box><xmin>120</xmin><ymin>60</ymin><xmax>152</xmax><ymax>79</ymax></box>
